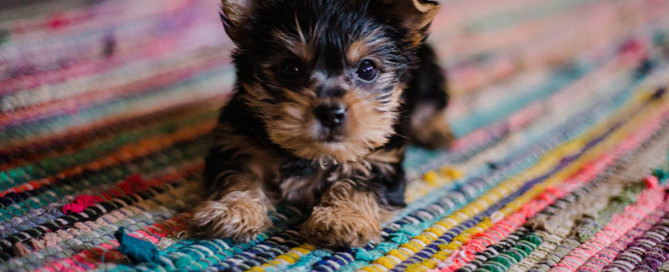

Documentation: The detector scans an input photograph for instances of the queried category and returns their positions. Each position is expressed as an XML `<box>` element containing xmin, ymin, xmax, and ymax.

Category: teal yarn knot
<box><xmin>114</xmin><ymin>227</ymin><xmax>160</xmax><ymax>264</ymax></box>
<box><xmin>653</xmin><ymin>168</ymin><xmax>668</xmax><ymax>184</ymax></box>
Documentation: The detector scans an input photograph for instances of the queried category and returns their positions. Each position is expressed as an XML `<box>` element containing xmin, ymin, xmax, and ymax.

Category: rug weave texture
<box><xmin>2</xmin><ymin>0</ymin><xmax>669</xmax><ymax>271</ymax></box>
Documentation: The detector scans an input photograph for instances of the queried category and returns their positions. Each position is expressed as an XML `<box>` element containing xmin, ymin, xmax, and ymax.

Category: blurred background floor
<box><xmin>1</xmin><ymin>0</ymin><xmax>669</xmax><ymax>271</ymax></box>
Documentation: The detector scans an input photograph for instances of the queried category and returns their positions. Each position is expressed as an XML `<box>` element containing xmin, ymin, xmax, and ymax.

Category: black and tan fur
<box><xmin>191</xmin><ymin>0</ymin><xmax>452</xmax><ymax>247</ymax></box>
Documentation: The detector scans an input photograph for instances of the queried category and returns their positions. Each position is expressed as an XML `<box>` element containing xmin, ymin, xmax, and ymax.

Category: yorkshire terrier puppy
<box><xmin>191</xmin><ymin>0</ymin><xmax>452</xmax><ymax>247</ymax></box>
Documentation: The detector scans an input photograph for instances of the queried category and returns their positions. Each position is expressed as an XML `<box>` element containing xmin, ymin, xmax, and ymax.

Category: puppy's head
<box><xmin>222</xmin><ymin>0</ymin><xmax>440</xmax><ymax>163</ymax></box>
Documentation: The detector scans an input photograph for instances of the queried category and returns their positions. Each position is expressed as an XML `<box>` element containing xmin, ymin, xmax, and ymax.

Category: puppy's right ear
<box><xmin>220</xmin><ymin>0</ymin><xmax>257</xmax><ymax>44</ymax></box>
<box><xmin>382</xmin><ymin>0</ymin><xmax>440</xmax><ymax>46</ymax></box>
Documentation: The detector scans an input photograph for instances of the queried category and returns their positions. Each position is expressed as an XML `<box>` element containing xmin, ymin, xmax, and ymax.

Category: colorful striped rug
<box><xmin>2</xmin><ymin>0</ymin><xmax>669</xmax><ymax>271</ymax></box>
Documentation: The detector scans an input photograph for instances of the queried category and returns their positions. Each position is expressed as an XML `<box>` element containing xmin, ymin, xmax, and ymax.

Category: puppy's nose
<box><xmin>314</xmin><ymin>104</ymin><xmax>347</xmax><ymax>128</ymax></box>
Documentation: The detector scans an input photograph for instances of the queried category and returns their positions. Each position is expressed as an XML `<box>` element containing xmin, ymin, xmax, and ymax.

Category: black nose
<box><xmin>315</xmin><ymin>105</ymin><xmax>347</xmax><ymax>128</ymax></box>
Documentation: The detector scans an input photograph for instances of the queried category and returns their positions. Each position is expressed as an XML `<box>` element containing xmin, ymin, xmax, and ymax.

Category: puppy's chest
<box><xmin>271</xmin><ymin>149</ymin><xmax>402</xmax><ymax>204</ymax></box>
<box><xmin>276</xmin><ymin>158</ymin><xmax>377</xmax><ymax>204</ymax></box>
<box><xmin>276</xmin><ymin>159</ymin><xmax>329</xmax><ymax>204</ymax></box>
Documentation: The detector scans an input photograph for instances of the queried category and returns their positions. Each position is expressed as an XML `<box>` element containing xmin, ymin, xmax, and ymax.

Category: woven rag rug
<box><xmin>2</xmin><ymin>0</ymin><xmax>669</xmax><ymax>271</ymax></box>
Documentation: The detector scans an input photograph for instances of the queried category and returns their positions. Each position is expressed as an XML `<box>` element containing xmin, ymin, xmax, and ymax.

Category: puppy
<box><xmin>191</xmin><ymin>0</ymin><xmax>452</xmax><ymax>248</ymax></box>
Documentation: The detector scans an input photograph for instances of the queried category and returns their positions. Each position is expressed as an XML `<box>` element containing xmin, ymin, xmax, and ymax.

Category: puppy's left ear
<box><xmin>220</xmin><ymin>0</ymin><xmax>259</xmax><ymax>44</ymax></box>
<box><xmin>383</xmin><ymin>0</ymin><xmax>440</xmax><ymax>45</ymax></box>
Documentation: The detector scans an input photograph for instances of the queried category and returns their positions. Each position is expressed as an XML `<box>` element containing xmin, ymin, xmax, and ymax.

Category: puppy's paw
<box><xmin>190</xmin><ymin>193</ymin><xmax>272</xmax><ymax>242</ymax></box>
<box><xmin>301</xmin><ymin>205</ymin><xmax>381</xmax><ymax>248</ymax></box>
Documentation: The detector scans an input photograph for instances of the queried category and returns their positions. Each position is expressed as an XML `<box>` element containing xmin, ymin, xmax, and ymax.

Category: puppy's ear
<box><xmin>383</xmin><ymin>0</ymin><xmax>440</xmax><ymax>45</ymax></box>
<box><xmin>220</xmin><ymin>0</ymin><xmax>258</xmax><ymax>44</ymax></box>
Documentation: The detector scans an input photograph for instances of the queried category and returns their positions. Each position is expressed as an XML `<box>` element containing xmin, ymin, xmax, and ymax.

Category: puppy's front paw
<box><xmin>301</xmin><ymin>206</ymin><xmax>381</xmax><ymax>248</ymax></box>
<box><xmin>190</xmin><ymin>194</ymin><xmax>272</xmax><ymax>242</ymax></box>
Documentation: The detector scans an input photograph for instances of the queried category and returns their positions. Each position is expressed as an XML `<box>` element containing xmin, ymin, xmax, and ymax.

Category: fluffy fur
<box><xmin>191</xmin><ymin>0</ymin><xmax>452</xmax><ymax>247</ymax></box>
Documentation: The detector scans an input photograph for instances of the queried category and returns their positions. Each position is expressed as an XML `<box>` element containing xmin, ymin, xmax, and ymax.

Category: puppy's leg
<box><xmin>301</xmin><ymin>180</ymin><xmax>383</xmax><ymax>247</ymax></box>
<box><xmin>190</xmin><ymin>171</ymin><xmax>273</xmax><ymax>241</ymax></box>
<box><xmin>190</xmin><ymin>129</ymin><xmax>275</xmax><ymax>241</ymax></box>
<box><xmin>404</xmin><ymin>43</ymin><xmax>454</xmax><ymax>149</ymax></box>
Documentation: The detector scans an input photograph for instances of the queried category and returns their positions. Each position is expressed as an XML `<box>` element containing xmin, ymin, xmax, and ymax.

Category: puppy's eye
<box><xmin>280</xmin><ymin>61</ymin><xmax>304</xmax><ymax>78</ymax></box>
<box><xmin>356</xmin><ymin>59</ymin><xmax>378</xmax><ymax>82</ymax></box>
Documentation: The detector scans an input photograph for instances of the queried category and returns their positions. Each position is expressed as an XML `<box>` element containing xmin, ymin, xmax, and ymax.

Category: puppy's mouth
<box><xmin>318</xmin><ymin>129</ymin><xmax>347</xmax><ymax>142</ymax></box>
